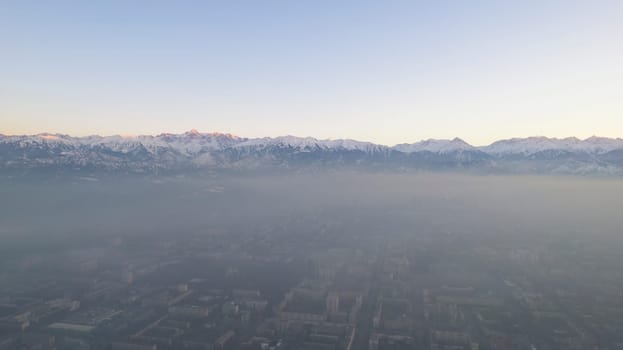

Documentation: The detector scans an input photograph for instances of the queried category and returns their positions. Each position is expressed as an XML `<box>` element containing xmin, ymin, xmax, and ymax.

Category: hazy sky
<box><xmin>1</xmin><ymin>1</ymin><xmax>622</xmax><ymax>145</ymax></box>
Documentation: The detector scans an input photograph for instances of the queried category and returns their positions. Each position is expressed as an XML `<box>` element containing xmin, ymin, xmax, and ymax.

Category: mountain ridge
<box><xmin>2</xmin><ymin>131</ymin><xmax>623</xmax><ymax>175</ymax></box>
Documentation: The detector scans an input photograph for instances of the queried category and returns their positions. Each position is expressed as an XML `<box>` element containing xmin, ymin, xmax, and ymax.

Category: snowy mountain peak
<box><xmin>185</xmin><ymin>129</ymin><xmax>201</xmax><ymax>136</ymax></box>
<box><xmin>233</xmin><ymin>135</ymin><xmax>385</xmax><ymax>153</ymax></box>
<box><xmin>481</xmin><ymin>136</ymin><xmax>623</xmax><ymax>155</ymax></box>
<box><xmin>393</xmin><ymin>138</ymin><xmax>476</xmax><ymax>154</ymax></box>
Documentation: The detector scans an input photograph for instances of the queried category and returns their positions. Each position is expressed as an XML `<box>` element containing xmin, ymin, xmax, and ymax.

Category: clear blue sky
<box><xmin>1</xmin><ymin>1</ymin><xmax>622</xmax><ymax>145</ymax></box>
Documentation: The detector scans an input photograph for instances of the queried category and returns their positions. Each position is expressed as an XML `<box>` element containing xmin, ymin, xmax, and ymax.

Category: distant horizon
<box><xmin>2</xmin><ymin>128</ymin><xmax>621</xmax><ymax>147</ymax></box>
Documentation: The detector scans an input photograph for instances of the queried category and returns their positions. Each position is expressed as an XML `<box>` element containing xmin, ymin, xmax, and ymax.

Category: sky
<box><xmin>1</xmin><ymin>1</ymin><xmax>622</xmax><ymax>146</ymax></box>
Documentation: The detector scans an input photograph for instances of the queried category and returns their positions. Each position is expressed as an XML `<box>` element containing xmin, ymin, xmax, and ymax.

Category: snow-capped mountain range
<box><xmin>2</xmin><ymin>130</ymin><xmax>623</xmax><ymax>175</ymax></box>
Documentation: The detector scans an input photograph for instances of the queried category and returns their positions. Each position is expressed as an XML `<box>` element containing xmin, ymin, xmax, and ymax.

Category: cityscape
<box><xmin>2</xmin><ymin>1</ymin><xmax>623</xmax><ymax>349</ymax></box>
<box><xmin>1</xmin><ymin>173</ymin><xmax>622</xmax><ymax>350</ymax></box>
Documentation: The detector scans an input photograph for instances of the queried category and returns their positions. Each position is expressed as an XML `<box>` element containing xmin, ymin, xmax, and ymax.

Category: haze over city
<box><xmin>3</xmin><ymin>2</ymin><xmax>623</xmax><ymax>350</ymax></box>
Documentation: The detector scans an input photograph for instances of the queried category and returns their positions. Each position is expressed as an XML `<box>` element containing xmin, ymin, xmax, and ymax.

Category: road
<box><xmin>348</xmin><ymin>243</ymin><xmax>385</xmax><ymax>350</ymax></box>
